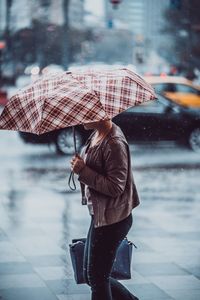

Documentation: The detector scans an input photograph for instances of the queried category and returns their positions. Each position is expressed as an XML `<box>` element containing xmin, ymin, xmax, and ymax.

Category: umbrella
<box><xmin>0</xmin><ymin>68</ymin><xmax>156</xmax><ymax>188</ymax></box>
<box><xmin>0</xmin><ymin>68</ymin><xmax>156</xmax><ymax>134</ymax></box>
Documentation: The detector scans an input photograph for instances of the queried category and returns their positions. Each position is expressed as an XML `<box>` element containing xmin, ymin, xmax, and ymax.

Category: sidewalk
<box><xmin>0</xmin><ymin>132</ymin><xmax>200</xmax><ymax>299</ymax></box>
<box><xmin>0</xmin><ymin>185</ymin><xmax>199</xmax><ymax>300</ymax></box>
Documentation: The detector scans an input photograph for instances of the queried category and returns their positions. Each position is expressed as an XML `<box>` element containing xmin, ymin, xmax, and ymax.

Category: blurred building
<box><xmin>0</xmin><ymin>0</ymin><xmax>85</xmax><ymax>33</ymax></box>
<box><xmin>0</xmin><ymin>0</ymin><xmax>6</xmax><ymax>35</ymax></box>
<box><xmin>31</xmin><ymin>0</ymin><xmax>84</xmax><ymax>28</ymax></box>
<box><xmin>68</xmin><ymin>0</ymin><xmax>84</xmax><ymax>28</ymax></box>
<box><xmin>10</xmin><ymin>0</ymin><xmax>34</xmax><ymax>32</ymax></box>
<box><xmin>144</xmin><ymin>0</ymin><xmax>171</xmax><ymax>52</ymax></box>
<box><xmin>105</xmin><ymin>0</ymin><xmax>145</xmax><ymax>33</ymax></box>
<box><xmin>104</xmin><ymin>0</ymin><xmax>171</xmax><ymax>65</ymax></box>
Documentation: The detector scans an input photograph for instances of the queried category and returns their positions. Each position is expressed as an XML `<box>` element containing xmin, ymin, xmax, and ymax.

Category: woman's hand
<box><xmin>70</xmin><ymin>154</ymin><xmax>85</xmax><ymax>174</ymax></box>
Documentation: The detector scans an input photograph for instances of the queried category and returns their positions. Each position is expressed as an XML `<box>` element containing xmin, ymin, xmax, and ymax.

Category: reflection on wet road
<box><xmin>0</xmin><ymin>131</ymin><xmax>200</xmax><ymax>300</ymax></box>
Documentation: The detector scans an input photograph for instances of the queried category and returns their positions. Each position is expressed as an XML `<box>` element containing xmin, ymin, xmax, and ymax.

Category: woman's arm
<box><xmin>78</xmin><ymin>139</ymin><xmax>129</xmax><ymax>197</ymax></box>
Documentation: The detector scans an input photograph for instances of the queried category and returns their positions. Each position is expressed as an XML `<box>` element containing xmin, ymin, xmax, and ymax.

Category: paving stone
<box><xmin>165</xmin><ymin>288</ymin><xmax>200</xmax><ymax>300</ymax></box>
<box><xmin>183</xmin><ymin>266</ymin><xmax>200</xmax><ymax>280</ymax></box>
<box><xmin>124</xmin><ymin>271</ymin><xmax>150</xmax><ymax>284</ymax></box>
<box><xmin>0</xmin><ymin>274</ymin><xmax>46</xmax><ymax>289</ymax></box>
<box><xmin>10</xmin><ymin>237</ymin><xmax>64</xmax><ymax>256</ymax></box>
<box><xmin>134</xmin><ymin>262</ymin><xmax>190</xmax><ymax>276</ymax></box>
<box><xmin>0</xmin><ymin>241</ymin><xmax>26</xmax><ymax>263</ymax></box>
<box><xmin>0</xmin><ymin>262</ymin><xmax>34</xmax><ymax>275</ymax></box>
<box><xmin>148</xmin><ymin>275</ymin><xmax>200</xmax><ymax>290</ymax></box>
<box><xmin>134</xmin><ymin>251</ymin><xmax>170</xmax><ymax>264</ymax></box>
<box><xmin>48</xmin><ymin>279</ymin><xmax>90</xmax><ymax>295</ymax></box>
<box><xmin>34</xmin><ymin>266</ymin><xmax>67</xmax><ymax>281</ymax></box>
<box><xmin>57</xmin><ymin>294</ymin><xmax>90</xmax><ymax>300</ymax></box>
<box><xmin>0</xmin><ymin>229</ymin><xmax>8</xmax><ymax>241</ymax></box>
<box><xmin>124</xmin><ymin>283</ymin><xmax>174</xmax><ymax>300</ymax></box>
<box><xmin>0</xmin><ymin>287</ymin><xmax>58</xmax><ymax>300</ymax></box>
<box><xmin>171</xmin><ymin>231</ymin><xmax>200</xmax><ymax>240</ymax></box>
<box><xmin>26</xmin><ymin>254</ymin><xmax>66</xmax><ymax>267</ymax></box>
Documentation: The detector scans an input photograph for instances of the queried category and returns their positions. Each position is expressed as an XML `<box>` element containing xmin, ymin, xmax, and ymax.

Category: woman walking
<box><xmin>70</xmin><ymin>119</ymin><xmax>140</xmax><ymax>300</ymax></box>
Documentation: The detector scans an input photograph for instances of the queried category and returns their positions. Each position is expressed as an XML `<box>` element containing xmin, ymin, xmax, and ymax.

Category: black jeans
<box><xmin>83</xmin><ymin>213</ymin><xmax>137</xmax><ymax>300</ymax></box>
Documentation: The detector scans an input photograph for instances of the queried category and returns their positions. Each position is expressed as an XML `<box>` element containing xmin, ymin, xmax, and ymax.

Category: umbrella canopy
<box><xmin>0</xmin><ymin>68</ymin><xmax>156</xmax><ymax>135</ymax></box>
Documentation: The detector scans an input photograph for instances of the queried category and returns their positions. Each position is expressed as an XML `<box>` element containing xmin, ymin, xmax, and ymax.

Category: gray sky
<box><xmin>85</xmin><ymin>0</ymin><xmax>104</xmax><ymax>16</ymax></box>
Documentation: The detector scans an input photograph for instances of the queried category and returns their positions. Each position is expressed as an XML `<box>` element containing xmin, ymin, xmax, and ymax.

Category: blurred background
<box><xmin>0</xmin><ymin>1</ymin><xmax>200</xmax><ymax>300</ymax></box>
<box><xmin>0</xmin><ymin>0</ymin><xmax>200</xmax><ymax>85</ymax></box>
<box><xmin>1</xmin><ymin>0</ymin><xmax>200</xmax><ymax>155</ymax></box>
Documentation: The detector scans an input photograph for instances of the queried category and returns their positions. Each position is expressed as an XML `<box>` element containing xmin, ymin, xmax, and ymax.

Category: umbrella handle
<box><xmin>68</xmin><ymin>171</ymin><xmax>76</xmax><ymax>191</ymax></box>
<box><xmin>73</xmin><ymin>126</ymin><xmax>78</xmax><ymax>155</ymax></box>
<box><xmin>68</xmin><ymin>126</ymin><xmax>77</xmax><ymax>191</ymax></box>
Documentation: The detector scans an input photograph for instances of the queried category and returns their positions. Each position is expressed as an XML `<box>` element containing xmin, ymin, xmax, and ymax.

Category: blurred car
<box><xmin>24</xmin><ymin>63</ymin><xmax>40</xmax><ymax>76</ymax></box>
<box><xmin>41</xmin><ymin>64</ymin><xmax>64</xmax><ymax>75</ymax></box>
<box><xmin>19</xmin><ymin>125</ymin><xmax>88</xmax><ymax>156</ymax></box>
<box><xmin>16</xmin><ymin>75</ymin><xmax>32</xmax><ymax>88</ymax></box>
<box><xmin>21</xmin><ymin>64</ymin><xmax>64</xmax><ymax>88</ymax></box>
<box><xmin>0</xmin><ymin>89</ymin><xmax>8</xmax><ymax>106</ymax></box>
<box><xmin>18</xmin><ymin>94</ymin><xmax>200</xmax><ymax>154</ymax></box>
<box><xmin>145</xmin><ymin>75</ymin><xmax>200</xmax><ymax>108</ymax></box>
<box><xmin>68</xmin><ymin>63</ymin><xmax>137</xmax><ymax>73</ymax></box>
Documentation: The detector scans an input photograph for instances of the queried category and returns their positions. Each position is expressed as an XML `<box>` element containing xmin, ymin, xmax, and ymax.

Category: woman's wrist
<box><xmin>70</xmin><ymin>155</ymin><xmax>85</xmax><ymax>174</ymax></box>
<box><xmin>76</xmin><ymin>164</ymin><xmax>85</xmax><ymax>175</ymax></box>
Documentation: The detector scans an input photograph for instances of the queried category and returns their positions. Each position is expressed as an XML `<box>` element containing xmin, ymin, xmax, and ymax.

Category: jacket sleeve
<box><xmin>78</xmin><ymin>139</ymin><xmax>128</xmax><ymax>197</ymax></box>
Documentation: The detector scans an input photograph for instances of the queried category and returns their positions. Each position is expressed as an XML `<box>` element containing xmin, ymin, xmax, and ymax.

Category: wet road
<box><xmin>0</xmin><ymin>131</ymin><xmax>200</xmax><ymax>300</ymax></box>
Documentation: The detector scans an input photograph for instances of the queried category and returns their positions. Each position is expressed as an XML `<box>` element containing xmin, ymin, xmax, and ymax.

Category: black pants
<box><xmin>83</xmin><ymin>213</ymin><xmax>138</xmax><ymax>300</ymax></box>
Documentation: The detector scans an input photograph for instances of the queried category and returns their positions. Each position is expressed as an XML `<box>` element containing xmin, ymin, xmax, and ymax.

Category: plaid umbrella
<box><xmin>0</xmin><ymin>67</ymin><xmax>156</xmax><ymax>190</ymax></box>
<box><xmin>0</xmin><ymin>68</ymin><xmax>156</xmax><ymax>136</ymax></box>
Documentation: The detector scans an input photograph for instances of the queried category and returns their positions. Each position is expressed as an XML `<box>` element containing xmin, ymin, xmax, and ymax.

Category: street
<box><xmin>1</xmin><ymin>0</ymin><xmax>200</xmax><ymax>298</ymax></box>
<box><xmin>0</xmin><ymin>131</ymin><xmax>200</xmax><ymax>300</ymax></box>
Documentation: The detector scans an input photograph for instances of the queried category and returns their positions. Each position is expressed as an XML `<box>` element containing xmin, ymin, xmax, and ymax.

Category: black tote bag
<box><xmin>69</xmin><ymin>237</ymin><xmax>136</xmax><ymax>284</ymax></box>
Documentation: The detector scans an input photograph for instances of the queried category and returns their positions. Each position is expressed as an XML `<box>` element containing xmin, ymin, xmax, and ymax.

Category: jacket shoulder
<box><xmin>105</xmin><ymin>129</ymin><xmax>128</xmax><ymax>148</ymax></box>
<box><xmin>102</xmin><ymin>136</ymin><xmax>128</xmax><ymax>161</ymax></box>
<box><xmin>106</xmin><ymin>136</ymin><xmax>126</xmax><ymax>147</ymax></box>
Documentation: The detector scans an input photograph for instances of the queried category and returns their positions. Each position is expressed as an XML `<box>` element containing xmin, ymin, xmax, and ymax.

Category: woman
<box><xmin>70</xmin><ymin>119</ymin><xmax>140</xmax><ymax>300</ymax></box>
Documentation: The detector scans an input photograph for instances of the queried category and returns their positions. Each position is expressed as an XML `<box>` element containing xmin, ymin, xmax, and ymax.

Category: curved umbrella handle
<box><xmin>68</xmin><ymin>126</ymin><xmax>77</xmax><ymax>191</ymax></box>
<box><xmin>68</xmin><ymin>171</ymin><xmax>76</xmax><ymax>191</ymax></box>
<box><xmin>73</xmin><ymin>126</ymin><xmax>78</xmax><ymax>155</ymax></box>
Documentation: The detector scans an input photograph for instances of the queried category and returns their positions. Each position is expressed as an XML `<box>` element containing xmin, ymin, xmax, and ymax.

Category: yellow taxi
<box><xmin>144</xmin><ymin>75</ymin><xmax>200</xmax><ymax>108</ymax></box>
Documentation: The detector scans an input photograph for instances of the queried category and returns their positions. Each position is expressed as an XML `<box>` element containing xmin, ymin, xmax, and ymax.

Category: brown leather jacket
<box><xmin>78</xmin><ymin>123</ymin><xmax>140</xmax><ymax>228</ymax></box>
